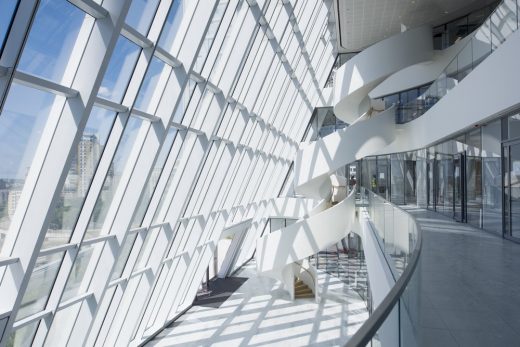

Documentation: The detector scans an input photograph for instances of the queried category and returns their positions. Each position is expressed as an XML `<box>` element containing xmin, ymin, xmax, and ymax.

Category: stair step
<box><xmin>295</xmin><ymin>293</ymin><xmax>315</xmax><ymax>299</ymax></box>
<box><xmin>293</xmin><ymin>276</ymin><xmax>314</xmax><ymax>299</ymax></box>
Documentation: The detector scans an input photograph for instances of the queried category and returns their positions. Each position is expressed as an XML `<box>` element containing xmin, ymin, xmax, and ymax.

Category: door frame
<box><xmin>502</xmin><ymin>138</ymin><xmax>520</xmax><ymax>242</ymax></box>
<box><xmin>453</xmin><ymin>152</ymin><xmax>467</xmax><ymax>223</ymax></box>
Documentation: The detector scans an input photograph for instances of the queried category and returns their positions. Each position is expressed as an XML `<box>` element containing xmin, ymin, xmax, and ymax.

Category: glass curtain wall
<box><xmin>360</xmin><ymin>118</ymin><xmax>507</xmax><ymax>236</ymax></box>
<box><xmin>502</xmin><ymin>113</ymin><xmax>520</xmax><ymax>240</ymax></box>
<box><xmin>0</xmin><ymin>0</ymin><xmax>339</xmax><ymax>345</ymax></box>
<box><xmin>482</xmin><ymin>120</ymin><xmax>502</xmax><ymax>234</ymax></box>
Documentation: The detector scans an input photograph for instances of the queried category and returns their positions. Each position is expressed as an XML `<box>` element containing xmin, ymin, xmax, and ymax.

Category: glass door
<box><xmin>435</xmin><ymin>153</ymin><xmax>454</xmax><ymax>216</ymax></box>
<box><xmin>503</xmin><ymin>141</ymin><xmax>520</xmax><ymax>240</ymax></box>
<box><xmin>404</xmin><ymin>159</ymin><xmax>417</xmax><ymax>204</ymax></box>
<box><xmin>454</xmin><ymin>153</ymin><xmax>466</xmax><ymax>222</ymax></box>
<box><xmin>427</xmin><ymin>159</ymin><xmax>435</xmax><ymax>210</ymax></box>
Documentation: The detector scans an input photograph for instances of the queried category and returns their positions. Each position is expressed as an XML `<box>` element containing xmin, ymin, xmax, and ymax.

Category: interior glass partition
<box><xmin>453</xmin><ymin>153</ymin><xmax>466</xmax><ymax>222</ymax></box>
<box><xmin>404</xmin><ymin>153</ymin><xmax>417</xmax><ymax>205</ymax></box>
<box><xmin>435</xmin><ymin>153</ymin><xmax>454</xmax><ymax>217</ymax></box>
<box><xmin>416</xmin><ymin>150</ymin><xmax>428</xmax><ymax>207</ymax></box>
<box><xmin>466</xmin><ymin>155</ymin><xmax>482</xmax><ymax>226</ymax></box>
<box><xmin>503</xmin><ymin>140</ymin><xmax>520</xmax><ymax>240</ymax></box>
<box><xmin>482</xmin><ymin>120</ymin><xmax>502</xmax><ymax>234</ymax></box>
<box><xmin>377</xmin><ymin>156</ymin><xmax>390</xmax><ymax>200</ymax></box>
<box><xmin>360</xmin><ymin>114</ymin><xmax>505</xmax><ymax>237</ymax></box>
<box><xmin>390</xmin><ymin>153</ymin><xmax>405</xmax><ymax>205</ymax></box>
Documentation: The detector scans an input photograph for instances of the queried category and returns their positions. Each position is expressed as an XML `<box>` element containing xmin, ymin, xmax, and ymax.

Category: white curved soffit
<box><xmin>369</xmin><ymin>34</ymin><xmax>473</xmax><ymax>98</ymax></box>
<box><xmin>334</xmin><ymin>26</ymin><xmax>433</xmax><ymax>124</ymax></box>
<box><xmin>233</xmin><ymin>197</ymin><xmax>320</xmax><ymax>269</ymax></box>
<box><xmin>294</xmin><ymin>108</ymin><xmax>396</xmax><ymax>198</ymax></box>
<box><xmin>376</xmin><ymin>29</ymin><xmax>520</xmax><ymax>155</ymax></box>
<box><xmin>255</xmin><ymin>189</ymin><xmax>356</xmax><ymax>276</ymax></box>
<box><xmin>296</xmin><ymin>28</ymin><xmax>520</xmax><ymax>189</ymax></box>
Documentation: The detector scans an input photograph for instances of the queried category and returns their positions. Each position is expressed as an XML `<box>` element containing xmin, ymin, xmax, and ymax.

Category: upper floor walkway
<box><xmin>404</xmin><ymin>206</ymin><xmax>520</xmax><ymax>347</ymax></box>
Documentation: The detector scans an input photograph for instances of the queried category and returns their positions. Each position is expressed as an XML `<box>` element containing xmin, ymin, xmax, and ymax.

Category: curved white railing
<box><xmin>294</xmin><ymin>107</ymin><xmax>396</xmax><ymax>199</ymax></box>
<box><xmin>334</xmin><ymin>26</ymin><xmax>432</xmax><ymax>124</ymax></box>
<box><xmin>256</xmin><ymin>188</ymin><xmax>355</xmax><ymax>276</ymax></box>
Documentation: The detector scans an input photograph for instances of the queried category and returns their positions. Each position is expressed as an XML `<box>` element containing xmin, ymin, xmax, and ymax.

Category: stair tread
<box><xmin>293</xmin><ymin>275</ymin><xmax>313</xmax><ymax>300</ymax></box>
<box><xmin>295</xmin><ymin>294</ymin><xmax>315</xmax><ymax>298</ymax></box>
<box><xmin>295</xmin><ymin>287</ymin><xmax>312</xmax><ymax>292</ymax></box>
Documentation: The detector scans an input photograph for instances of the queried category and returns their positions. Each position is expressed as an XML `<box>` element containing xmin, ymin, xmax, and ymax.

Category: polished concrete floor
<box><xmin>146</xmin><ymin>261</ymin><xmax>368</xmax><ymax>347</ymax></box>
<box><xmin>147</xmin><ymin>207</ymin><xmax>520</xmax><ymax>346</ymax></box>
<box><xmin>404</xmin><ymin>207</ymin><xmax>520</xmax><ymax>347</ymax></box>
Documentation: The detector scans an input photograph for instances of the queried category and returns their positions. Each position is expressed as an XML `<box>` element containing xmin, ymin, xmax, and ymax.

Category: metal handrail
<box><xmin>345</xmin><ymin>187</ymin><xmax>423</xmax><ymax>347</ymax></box>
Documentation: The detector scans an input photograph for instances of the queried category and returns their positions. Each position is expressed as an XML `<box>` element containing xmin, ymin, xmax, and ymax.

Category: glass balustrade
<box><xmin>396</xmin><ymin>0</ymin><xmax>519</xmax><ymax>124</ymax></box>
<box><xmin>347</xmin><ymin>188</ymin><xmax>422</xmax><ymax>347</ymax></box>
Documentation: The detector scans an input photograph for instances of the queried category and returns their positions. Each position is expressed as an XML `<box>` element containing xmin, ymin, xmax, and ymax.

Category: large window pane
<box><xmin>0</xmin><ymin>0</ymin><xmax>18</xmax><ymax>54</ymax></box>
<box><xmin>0</xmin><ymin>84</ymin><xmax>62</xmax><ymax>253</ymax></box>
<box><xmin>131</xmin><ymin>128</ymin><xmax>177</xmax><ymax>228</ymax></box>
<box><xmin>172</xmin><ymin>79</ymin><xmax>197</xmax><ymax>124</ymax></box>
<box><xmin>134</xmin><ymin>57</ymin><xmax>170</xmax><ymax>114</ymax></box>
<box><xmin>98</xmin><ymin>36</ymin><xmax>141</xmax><ymax>103</ymax></box>
<box><xmin>17</xmin><ymin>251</ymin><xmax>64</xmax><ymax>320</ymax></box>
<box><xmin>151</xmin><ymin>132</ymin><xmax>194</xmax><ymax>224</ymax></box>
<box><xmin>85</xmin><ymin>117</ymin><xmax>144</xmax><ymax>239</ymax></box>
<box><xmin>43</xmin><ymin>107</ymin><xmax>116</xmax><ymax>249</ymax></box>
<box><xmin>44</xmin><ymin>301</ymin><xmax>82</xmax><ymax>347</ymax></box>
<box><xmin>490</xmin><ymin>0</ymin><xmax>517</xmax><ymax>49</ymax></box>
<box><xmin>61</xmin><ymin>242</ymin><xmax>100</xmax><ymax>302</ymax></box>
<box><xmin>194</xmin><ymin>0</ymin><xmax>228</xmax><ymax>72</ymax></box>
<box><xmin>158</xmin><ymin>0</ymin><xmax>188</xmax><ymax>53</ymax></box>
<box><xmin>17</xmin><ymin>0</ymin><xmax>93</xmax><ymax>85</ymax></box>
<box><xmin>111</xmin><ymin>231</ymin><xmax>139</xmax><ymax>281</ymax></box>
<box><xmin>133</xmin><ymin>228</ymin><xmax>158</xmax><ymax>271</ymax></box>
<box><xmin>8</xmin><ymin>320</ymin><xmax>39</xmax><ymax>347</ymax></box>
<box><xmin>125</xmin><ymin>0</ymin><xmax>160</xmax><ymax>36</ymax></box>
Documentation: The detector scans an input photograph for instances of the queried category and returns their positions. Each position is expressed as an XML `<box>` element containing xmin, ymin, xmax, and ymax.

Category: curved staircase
<box><xmin>294</xmin><ymin>279</ymin><xmax>314</xmax><ymax>299</ymax></box>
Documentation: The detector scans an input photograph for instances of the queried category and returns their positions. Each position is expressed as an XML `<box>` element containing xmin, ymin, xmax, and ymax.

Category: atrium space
<box><xmin>1</xmin><ymin>0</ymin><xmax>520</xmax><ymax>346</ymax></box>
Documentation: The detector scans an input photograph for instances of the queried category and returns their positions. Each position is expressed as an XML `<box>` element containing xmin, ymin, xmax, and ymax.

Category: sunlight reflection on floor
<box><xmin>146</xmin><ymin>261</ymin><xmax>368</xmax><ymax>347</ymax></box>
